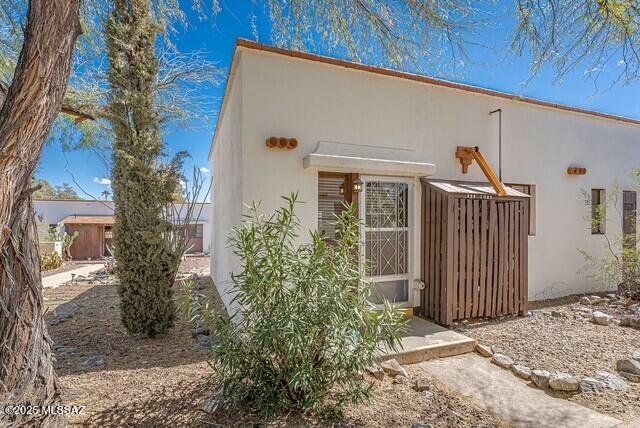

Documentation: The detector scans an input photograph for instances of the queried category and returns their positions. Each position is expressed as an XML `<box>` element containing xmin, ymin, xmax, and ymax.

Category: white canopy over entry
<box><xmin>302</xmin><ymin>141</ymin><xmax>435</xmax><ymax>177</ymax></box>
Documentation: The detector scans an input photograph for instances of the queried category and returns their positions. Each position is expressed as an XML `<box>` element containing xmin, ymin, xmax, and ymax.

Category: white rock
<box><xmin>476</xmin><ymin>344</ymin><xmax>493</xmax><ymax>357</ymax></box>
<box><xmin>632</xmin><ymin>351</ymin><xmax>640</xmax><ymax>362</ymax></box>
<box><xmin>380</xmin><ymin>359</ymin><xmax>408</xmax><ymax>377</ymax></box>
<box><xmin>512</xmin><ymin>364</ymin><xmax>532</xmax><ymax>380</ymax></box>
<box><xmin>531</xmin><ymin>369</ymin><xmax>551</xmax><ymax>389</ymax></box>
<box><xmin>491</xmin><ymin>354</ymin><xmax>514</xmax><ymax>369</ymax></box>
<box><xmin>366</xmin><ymin>364</ymin><xmax>385</xmax><ymax>380</ymax></box>
<box><xmin>592</xmin><ymin>311</ymin><xmax>613</xmax><ymax>326</ymax></box>
<box><xmin>580</xmin><ymin>377</ymin><xmax>605</xmax><ymax>393</ymax></box>
<box><xmin>549</xmin><ymin>372</ymin><xmax>580</xmax><ymax>392</ymax></box>
<box><xmin>413</xmin><ymin>378</ymin><xmax>430</xmax><ymax>392</ymax></box>
<box><xmin>595</xmin><ymin>370</ymin><xmax>628</xmax><ymax>391</ymax></box>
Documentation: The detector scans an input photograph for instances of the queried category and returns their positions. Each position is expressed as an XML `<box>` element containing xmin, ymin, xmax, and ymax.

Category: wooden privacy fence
<box><xmin>421</xmin><ymin>179</ymin><xmax>530</xmax><ymax>325</ymax></box>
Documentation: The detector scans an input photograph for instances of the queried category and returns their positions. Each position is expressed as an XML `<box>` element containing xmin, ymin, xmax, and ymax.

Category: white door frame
<box><xmin>358</xmin><ymin>175</ymin><xmax>414</xmax><ymax>308</ymax></box>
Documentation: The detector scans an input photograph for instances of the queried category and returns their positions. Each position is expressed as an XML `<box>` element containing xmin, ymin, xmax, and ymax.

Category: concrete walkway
<box><xmin>380</xmin><ymin>317</ymin><xmax>476</xmax><ymax>364</ymax></box>
<box><xmin>42</xmin><ymin>263</ymin><xmax>104</xmax><ymax>289</ymax></box>
<box><xmin>420</xmin><ymin>353</ymin><xmax>621</xmax><ymax>428</ymax></box>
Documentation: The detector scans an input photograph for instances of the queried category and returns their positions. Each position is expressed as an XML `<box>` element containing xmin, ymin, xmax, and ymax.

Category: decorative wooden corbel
<box><xmin>455</xmin><ymin>146</ymin><xmax>507</xmax><ymax>197</ymax></box>
<box><xmin>266</xmin><ymin>137</ymin><xmax>298</xmax><ymax>150</ymax></box>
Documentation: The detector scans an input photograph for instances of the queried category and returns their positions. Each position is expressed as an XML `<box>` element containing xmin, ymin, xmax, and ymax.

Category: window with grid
<box><xmin>318</xmin><ymin>173</ymin><xmax>348</xmax><ymax>243</ymax></box>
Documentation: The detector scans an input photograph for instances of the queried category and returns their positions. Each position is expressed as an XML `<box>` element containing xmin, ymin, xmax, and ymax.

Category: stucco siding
<box><xmin>211</xmin><ymin>57</ymin><xmax>244</xmax><ymax>309</ymax></box>
<box><xmin>215</xmin><ymin>46</ymin><xmax>640</xmax><ymax>305</ymax></box>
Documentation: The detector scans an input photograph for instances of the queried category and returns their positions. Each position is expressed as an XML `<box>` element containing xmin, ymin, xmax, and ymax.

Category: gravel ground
<box><xmin>45</xmin><ymin>255</ymin><xmax>505</xmax><ymax>427</ymax></box>
<box><xmin>463</xmin><ymin>295</ymin><xmax>640</xmax><ymax>423</ymax></box>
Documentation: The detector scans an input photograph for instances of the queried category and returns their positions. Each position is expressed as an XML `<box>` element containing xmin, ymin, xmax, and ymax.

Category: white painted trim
<box><xmin>303</xmin><ymin>153</ymin><xmax>435</xmax><ymax>177</ymax></box>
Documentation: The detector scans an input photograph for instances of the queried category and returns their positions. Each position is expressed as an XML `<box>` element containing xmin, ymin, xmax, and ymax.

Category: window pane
<box><xmin>365</xmin><ymin>181</ymin><xmax>408</xmax><ymax>228</ymax></box>
<box><xmin>365</xmin><ymin>230</ymin><xmax>408</xmax><ymax>276</ymax></box>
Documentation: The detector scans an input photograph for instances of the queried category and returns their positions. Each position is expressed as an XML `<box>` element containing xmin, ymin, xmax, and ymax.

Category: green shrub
<box><xmin>211</xmin><ymin>194</ymin><xmax>406</xmax><ymax>417</ymax></box>
<box><xmin>41</xmin><ymin>251</ymin><xmax>62</xmax><ymax>271</ymax></box>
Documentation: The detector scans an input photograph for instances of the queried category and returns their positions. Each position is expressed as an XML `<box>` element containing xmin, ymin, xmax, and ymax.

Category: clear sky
<box><xmin>35</xmin><ymin>0</ymin><xmax>640</xmax><ymax>200</ymax></box>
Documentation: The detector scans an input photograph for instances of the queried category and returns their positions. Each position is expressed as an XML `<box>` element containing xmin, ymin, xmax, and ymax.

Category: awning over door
<box><xmin>62</xmin><ymin>215</ymin><xmax>115</xmax><ymax>225</ymax></box>
<box><xmin>303</xmin><ymin>141</ymin><xmax>435</xmax><ymax>177</ymax></box>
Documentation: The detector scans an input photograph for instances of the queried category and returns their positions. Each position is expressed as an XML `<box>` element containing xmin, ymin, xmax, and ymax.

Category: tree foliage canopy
<box><xmin>514</xmin><ymin>0</ymin><xmax>640</xmax><ymax>84</ymax></box>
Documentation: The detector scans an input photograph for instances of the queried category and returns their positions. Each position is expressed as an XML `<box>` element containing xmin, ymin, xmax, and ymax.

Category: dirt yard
<box><xmin>46</xmin><ymin>256</ymin><xmax>504</xmax><ymax>427</ymax></box>
<box><xmin>463</xmin><ymin>296</ymin><xmax>640</xmax><ymax>424</ymax></box>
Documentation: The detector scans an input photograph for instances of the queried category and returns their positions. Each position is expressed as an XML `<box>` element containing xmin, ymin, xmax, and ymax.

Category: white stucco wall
<box><xmin>211</xmin><ymin>56</ymin><xmax>244</xmax><ymax>309</ymax></box>
<box><xmin>34</xmin><ymin>200</ymin><xmax>211</xmax><ymax>254</ymax></box>
<box><xmin>211</xmin><ymin>45</ymin><xmax>640</xmax><ymax>307</ymax></box>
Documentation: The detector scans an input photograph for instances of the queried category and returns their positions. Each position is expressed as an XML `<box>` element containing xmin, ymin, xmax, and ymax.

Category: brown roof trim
<box><xmin>235</xmin><ymin>39</ymin><xmax>640</xmax><ymax>127</ymax></box>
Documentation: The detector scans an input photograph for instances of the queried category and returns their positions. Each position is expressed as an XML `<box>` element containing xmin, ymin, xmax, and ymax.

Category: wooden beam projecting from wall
<box><xmin>455</xmin><ymin>146</ymin><xmax>507</xmax><ymax>197</ymax></box>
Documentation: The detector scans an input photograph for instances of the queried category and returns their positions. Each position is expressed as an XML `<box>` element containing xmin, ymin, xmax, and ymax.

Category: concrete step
<box><xmin>379</xmin><ymin>317</ymin><xmax>476</xmax><ymax>365</ymax></box>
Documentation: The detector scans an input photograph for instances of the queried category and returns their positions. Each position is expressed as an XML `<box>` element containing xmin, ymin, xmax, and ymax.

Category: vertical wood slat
<box><xmin>478</xmin><ymin>200</ymin><xmax>488</xmax><ymax>317</ymax></box>
<box><xmin>496</xmin><ymin>203</ymin><xmax>504</xmax><ymax>316</ymax></box>
<box><xmin>507</xmin><ymin>202</ymin><xmax>513</xmax><ymax>314</ymax></box>
<box><xmin>515</xmin><ymin>202</ymin><xmax>520</xmax><ymax>313</ymax></box>
<box><xmin>452</xmin><ymin>200</ymin><xmax>459</xmax><ymax>320</ymax></box>
<box><xmin>434</xmin><ymin>192</ymin><xmax>441</xmax><ymax>322</ymax></box>
<box><xmin>442</xmin><ymin>197</ymin><xmax>454</xmax><ymax>324</ymax></box>
<box><xmin>521</xmin><ymin>199</ymin><xmax>529</xmax><ymax>314</ymax></box>
<box><xmin>458</xmin><ymin>200</ymin><xmax>466</xmax><ymax>321</ymax></box>
<box><xmin>472</xmin><ymin>200</ymin><xmax>480</xmax><ymax>318</ymax></box>
<box><xmin>487</xmin><ymin>201</ymin><xmax>497</xmax><ymax>317</ymax></box>
<box><xmin>465</xmin><ymin>199</ymin><xmax>473</xmax><ymax>319</ymax></box>
<box><xmin>428</xmin><ymin>188</ymin><xmax>436</xmax><ymax>319</ymax></box>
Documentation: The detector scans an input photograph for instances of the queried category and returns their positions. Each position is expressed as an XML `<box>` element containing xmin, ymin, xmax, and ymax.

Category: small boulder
<box><xmin>476</xmin><ymin>344</ymin><xmax>493</xmax><ymax>357</ymax></box>
<box><xmin>633</xmin><ymin>351</ymin><xmax>640</xmax><ymax>362</ymax></box>
<box><xmin>380</xmin><ymin>359</ymin><xmax>408</xmax><ymax>377</ymax></box>
<box><xmin>192</xmin><ymin>326</ymin><xmax>210</xmax><ymax>338</ymax></box>
<box><xmin>201</xmin><ymin>391</ymin><xmax>221</xmax><ymax>414</ymax></box>
<box><xmin>491</xmin><ymin>354</ymin><xmax>514</xmax><ymax>369</ymax></box>
<box><xmin>551</xmin><ymin>310</ymin><xmax>565</xmax><ymax>318</ymax></box>
<box><xmin>592</xmin><ymin>311</ymin><xmax>613</xmax><ymax>326</ymax></box>
<box><xmin>413</xmin><ymin>378</ymin><xmax>430</xmax><ymax>392</ymax></box>
<box><xmin>412</xmin><ymin>422</ymin><xmax>433</xmax><ymax>428</ymax></box>
<box><xmin>81</xmin><ymin>355</ymin><xmax>105</xmax><ymax>368</ymax></box>
<box><xmin>531</xmin><ymin>369</ymin><xmax>551</xmax><ymax>389</ymax></box>
<box><xmin>393</xmin><ymin>375</ymin><xmax>410</xmax><ymax>385</ymax></box>
<box><xmin>512</xmin><ymin>364</ymin><xmax>532</xmax><ymax>380</ymax></box>
<box><xmin>366</xmin><ymin>364</ymin><xmax>385</xmax><ymax>381</ymax></box>
<box><xmin>549</xmin><ymin>372</ymin><xmax>579</xmax><ymax>392</ymax></box>
<box><xmin>619</xmin><ymin>371</ymin><xmax>640</xmax><ymax>383</ymax></box>
<box><xmin>620</xmin><ymin>316</ymin><xmax>640</xmax><ymax>329</ymax></box>
<box><xmin>580</xmin><ymin>377</ymin><xmax>606</xmax><ymax>393</ymax></box>
<box><xmin>595</xmin><ymin>370</ymin><xmax>628</xmax><ymax>391</ymax></box>
<box><xmin>616</xmin><ymin>358</ymin><xmax>640</xmax><ymax>375</ymax></box>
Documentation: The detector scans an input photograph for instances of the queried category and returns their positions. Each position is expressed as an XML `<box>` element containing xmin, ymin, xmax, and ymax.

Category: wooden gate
<box><xmin>67</xmin><ymin>224</ymin><xmax>104</xmax><ymax>260</ymax></box>
<box><xmin>421</xmin><ymin>179</ymin><xmax>529</xmax><ymax>325</ymax></box>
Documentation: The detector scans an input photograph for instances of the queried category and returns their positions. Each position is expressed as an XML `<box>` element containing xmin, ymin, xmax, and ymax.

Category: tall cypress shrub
<box><xmin>107</xmin><ymin>0</ymin><xmax>182</xmax><ymax>336</ymax></box>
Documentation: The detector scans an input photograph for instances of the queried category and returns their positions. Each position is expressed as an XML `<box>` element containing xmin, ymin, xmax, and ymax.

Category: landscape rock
<box><xmin>476</xmin><ymin>344</ymin><xmax>493</xmax><ymax>357</ymax></box>
<box><xmin>551</xmin><ymin>310</ymin><xmax>565</xmax><ymax>318</ymax></box>
<box><xmin>531</xmin><ymin>369</ymin><xmax>551</xmax><ymax>389</ymax></box>
<box><xmin>366</xmin><ymin>364</ymin><xmax>385</xmax><ymax>381</ymax></box>
<box><xmin>616</xmin><ymin>358</ymin><xmax>640</xmax><ymax>375</ymax></box>
<box><xmin>511</xmin><ymin>364</ymin><xmax>532</xmax><ymax>380</ymax></box>
<box><xmin>595</xmin><ymin>370</ymin><xmax>628</xmax><ymax>391</ymax></box>
<box><xmin>192</xmin><ymin>326</ymin><xmax>210</xmax><ymax>338</ymax></box>
<box><xmin>196</xmin><ymin>335</ymin><xmax>218</xmax><ymax>348</ymax></box>
<box><xmin>413</xmin><ymin>378</ymin><xmax>430</xmax><ymax>392</ymax></box>
<box><xmin>549</xmin><ymin>372</ymin><xmax>579</xmax><ymax>392</ymax></box>
<box><xmin>591</xmin><ymin>311</ymin><xmax>613</xmax><ymax>326</ymax></box>
<box><xmin>619</xmin><ymin>371</ymin><xmax>640</xmax><ymax>383</ymax></box>
<box><xmin>81</xmin><ymin>355</ymin><xmax>105</xmax><ymax>368</ymax></box>
<box><xmin>620</xmin><ymin>316</ymin><xmax>640</xmax><ymax>329</ymax></box>
<box><xmin>491</xmin><ymin>353</ymin><xmax>514</xmax><ymax>369</ymax></box>
<box><xmin>380</xmin><ymin>359</ymin><xmax>408</xmax><ymax>377</ymax></box>
<box><xmin>411</xmin><ymin>422</ymin><xmax>433</xmax><ymax>428</ymax></box>
<box><xmin>393</xmin><ymin>375</ymin><xmax>409</xmax><ymax>385</ymax></box>
<box><xmin>633</xmin><ymin>351</ymin><xmax>640</xmax><ymax>362</ymax></box>
<box><xmin>201</xmin><ymin>391</ymin><xmax>221</xmax><ymax>414</ymax></box>
<box><xmin>580</xmin><ymin>377</ymin><xmax>606</xmax><ymax>393</ymax></box>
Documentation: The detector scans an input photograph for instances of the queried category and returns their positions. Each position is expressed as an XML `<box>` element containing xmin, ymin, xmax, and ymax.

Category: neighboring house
<box><xmin>34</xmin><ymin>199</ymin><xmax>211</xmax><ymax>260</ymax></box>
<box><xmin>210</xmin><ymin>40</ymin><xmax>640</xmax><ymax>319</ymax></box>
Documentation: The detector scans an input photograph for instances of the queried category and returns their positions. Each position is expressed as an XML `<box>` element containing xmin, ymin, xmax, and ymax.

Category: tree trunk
<box><xmin>0</xmin><ymin>1</ymin><xmax>82</xmax><ymax>427</ymax></box>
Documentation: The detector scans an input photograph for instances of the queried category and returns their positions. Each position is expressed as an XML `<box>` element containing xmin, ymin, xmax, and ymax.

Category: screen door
<box><xmin>360</xmin><ymin>178</ymin><xmax>412</xmax><ymax>305</ymax></box>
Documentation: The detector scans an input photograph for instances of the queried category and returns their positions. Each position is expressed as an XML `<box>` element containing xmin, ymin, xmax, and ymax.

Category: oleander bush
<box><xmin>210</xmin><ymin>194</ymin><xmax>406</xmax><ymax>417</ymax></box>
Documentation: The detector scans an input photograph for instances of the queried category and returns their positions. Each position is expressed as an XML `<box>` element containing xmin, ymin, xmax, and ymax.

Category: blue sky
<box><xmin>35</xmin><ymin>1</ymin><xmax>640</xmax><ymax>200</ymax></box>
